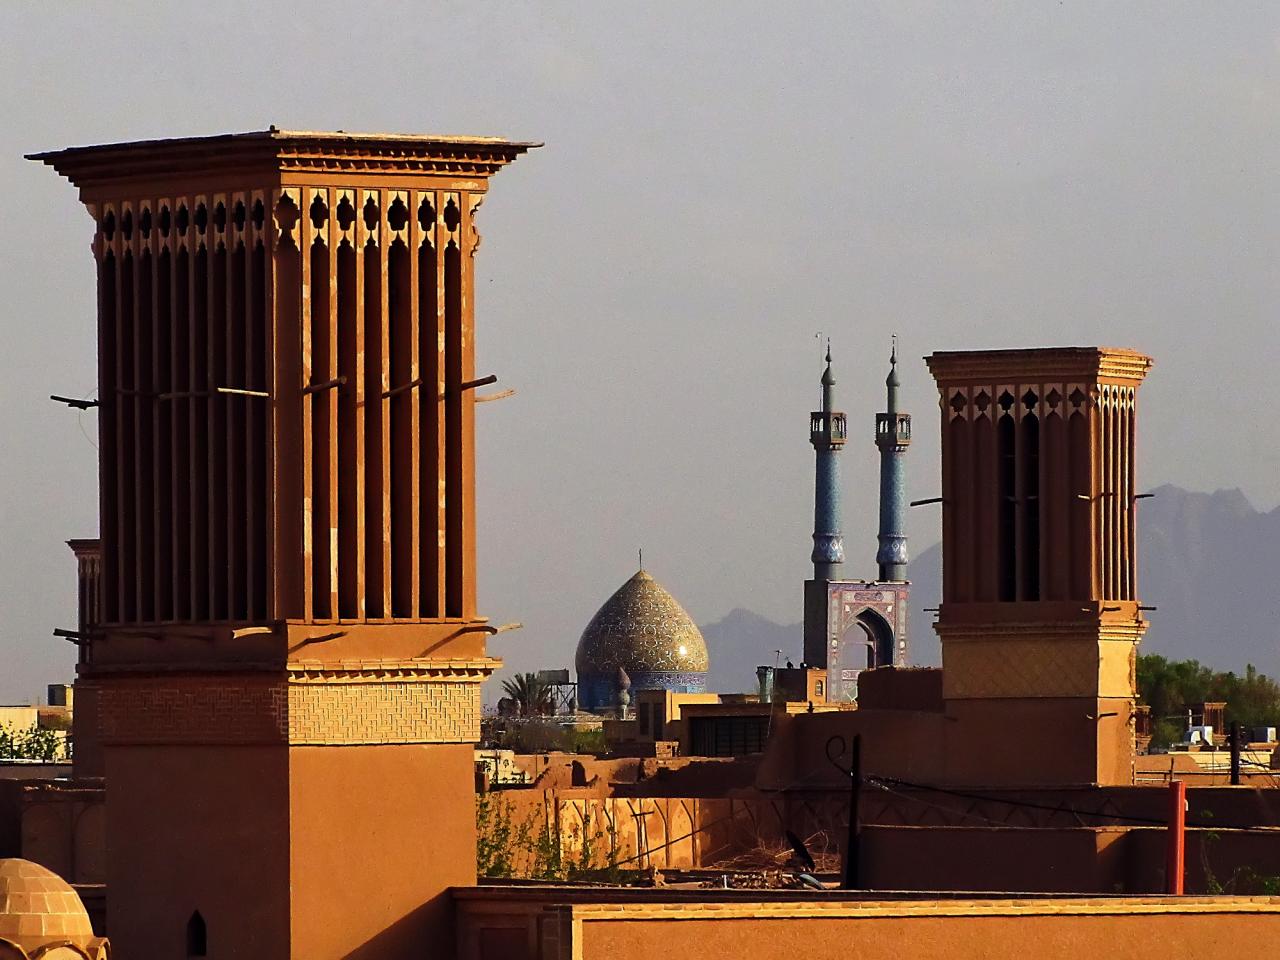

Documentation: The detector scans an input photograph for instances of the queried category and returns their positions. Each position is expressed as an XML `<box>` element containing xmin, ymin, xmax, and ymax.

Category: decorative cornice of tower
<box><xmin>925</xmin><ymin>346</ymin><xmax>1153</xmax><ymax>386</ymax></box>
<box><xmin>28</xmin><ymin>128</ymin><xmax>541</xmax><ymax>193</ymax></box>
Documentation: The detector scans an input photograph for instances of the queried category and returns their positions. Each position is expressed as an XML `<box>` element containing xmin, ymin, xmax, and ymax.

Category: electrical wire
<box><xmin>868</xmin><ymin>774</ymin><xmax>1280</xmax><ymax>833</ymax></box>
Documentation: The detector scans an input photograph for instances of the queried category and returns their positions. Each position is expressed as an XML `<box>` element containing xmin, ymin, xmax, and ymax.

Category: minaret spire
<box><xmin>875</xmin><ymin>337</ymin><xmax>911</xmax><ymax>581</ymax></box>
<box><xmin>810</xmin><ymin>344</ymin><xmax>846</xmax><ymax>582</ymax></box>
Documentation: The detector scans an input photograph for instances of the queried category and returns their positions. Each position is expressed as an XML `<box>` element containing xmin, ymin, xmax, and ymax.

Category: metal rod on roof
<box><xmin>50</xmin><ymin>395</ymin><xmax>99</xmax><ymax>410</ymax></box>
<box><xmin>216</xmin><ymin>386</ymin><xmax>270</xmax><ymax>398</ymax></box>
<box><xmin>460</xmin><ymin>374</ymin><xmax>498</xmax><ymax>391</ymax></box>
<box><xmin>382</xmin><ymin>377</ymin><xmax>421</xmax><ymax>399</ymax></box>
<box><xmin>303</xmin><ymin>376</ymin><xmax>346</xmax><ymax>395</ymax></box>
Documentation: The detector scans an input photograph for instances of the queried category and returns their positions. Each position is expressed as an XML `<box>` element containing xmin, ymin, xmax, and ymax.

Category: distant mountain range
<box><xmin>701</xmin><ymin>485</ymin><xmax>1280</xmax><ymax>694</ymax></box>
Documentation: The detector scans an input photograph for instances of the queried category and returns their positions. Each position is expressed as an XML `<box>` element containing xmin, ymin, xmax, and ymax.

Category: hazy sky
<box><xmin>2</xmin><ymin>2</ymin><xmax>1277</xmax><ymax>701</ymax></box>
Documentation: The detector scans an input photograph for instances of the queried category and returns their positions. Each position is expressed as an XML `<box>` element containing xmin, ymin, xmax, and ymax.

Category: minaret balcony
<box><xmin>811</xmin><ymin>411</ymin><xmax>847</xmax><ymax>446</ymax></box>
<box><xmin>876</xmin><ymin>412</ymin><xmax>912</xmax><ymax>448</ymax></box>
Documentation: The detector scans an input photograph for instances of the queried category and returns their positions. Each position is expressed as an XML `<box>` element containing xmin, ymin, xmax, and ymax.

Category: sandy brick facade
<box><xmin>96</xmin><ymin>665</ymin><xmax>486</xmax><ymax>746</ymax></box>
<box><xmin>286</xmin><ymin>674</ymin><xmax>481</xmax><ymax>744</ymax></box>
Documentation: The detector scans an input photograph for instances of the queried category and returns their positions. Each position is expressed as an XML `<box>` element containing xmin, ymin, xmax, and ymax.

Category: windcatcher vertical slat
<box><xmin>270</xmin><ymin>189</ymin><xmax>304</xmax><ymax>619</ymax></box>
<box><xmin>972</xmin><ymin>411</ymin><xmax>994</xmax><ymax>602</ymax></box>
<box><xmin>427</xmin><ymin>192</ymin><xmax>448</xmax><ymax>619</ymax></box>
<box><xmin>349</xmin><ymin>192</ymin><xmax>368</xmax><ymax>618</ymax></box>
<box><xmin>1068</xmin><ymin>401</ymin><xmax>1091</xmax><ymax>600</ymax></box>
<box><xmin>306</xmin><ymin>189</ymin><xmax>335</xmax><ymax>620</ymax></box>
<box><xmin>208</xmin><ymin>200</ymin><xmax>230</xmax><ymax>619</ymax></box>
<box><xmin>388</xmin><ymin>192</ymin><xmax>416</xmax><ymax>618</ymax></box>
<box><xmin>97</xmin><ymin>211</ymin><xmax>120</xmax><ymax>623</ymax></box>
<box><xmin>135</xmin><ymin>211</ymin><xmax>157</xmax><ymax>621</ymax></box>
<box><xmin>1089</xmin><ymin>393</ymin><xmax>1103</xmax><ymax>599</ymax></box>
<box><xmin>1126</xmin><ymin>391</ymin><xmax>1138</xmax><ymax>599</ymax></box>
<box><xmin>459</xmin><ymin>195</ymin><xmax>481</xmax><ymax>617</ymax></box>
<box><xmin>190</xmin><ymin>201</ymin><xmax>211</xmax><ymax>619</ymax></box>
<box><xmin>406</xmin><ymin>192</ymin><xmax>425</xmax><ymax>619</ymax></box>
<box><xmin>153</xmin><ymin>202</ymin><xmax>175</xmax><ymax>622</ymax></box>
<box><xmin>325</xmin><ymin>190</ymin><xmax>341</xmax><ymax>620</ymax></box>
<box><xmin>377</xmin><ymin>191</ymin><xmax>393</xmax><ymax>618</ymax></box>
<box><xmin>1105</xmin><ymin>391</ymin><xmax>1117</xmax><ymax>599</ymax></box>
<box><xmin>362</xmin><ymin>191</ymin><xmax>386</xmax><ymax>619</ymax></box>
<box><xmin>443</xmin><ymin>195</ymin><xmax>464</xmax><ymax>618</ymax></box>
<box><xmin>227</xmin><ymin>199</ymin><xmax>248</xmax><ymax>620</ymax></box>
<box><xmin>171</xmin><ymin>208</ymin><xmax>192</xmax><ymax>620</ymax></box>
<box><xmin>1043</xmin><ymin>403</ymin><xmax>1069</xmax><ymax>601</ymax></box>
<box><xmin>947</xmin><ymin>398</ymin><xmax>972</xmax><ymax>603</ymax></box>
<box><xmin>336</xmin><ymin>192</ymin><xmax>362</xmax><ymax>620</ymax></box>
<box><xmin>247</xmin><ymin>196</ymin><xmax>270</xmax><ymax>620</ymax></box>
<box><xmin>299</xmin><ymin>191</ymin><xmax>317</xmax><ymax>621</ymax></box>
<box><xmin>118</xmin><ymin>206</ymin><xmax>137</xmax><ymax>623</ymax></box>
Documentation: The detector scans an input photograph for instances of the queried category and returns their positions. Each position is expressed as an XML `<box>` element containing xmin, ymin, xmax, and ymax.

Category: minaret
<box><xmin>810</xmin><ymin>345</ymin><xmax>847</xmax><ymax>581</ymax></box>
<box><xmin>803</xmin><ymin>346</ymin><xmax>847</xmax><ymax>668</ymax></box>
<box><xmin>875</xmin><ymin>341</ymin><xmax>911</xmax><ymax>581</ymax></box>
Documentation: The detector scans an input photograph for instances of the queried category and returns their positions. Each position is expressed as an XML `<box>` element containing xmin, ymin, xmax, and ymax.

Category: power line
<box><xmin>869</xmin><ymin>774</ymin><xmax>1280</xmax><ymax>833</ymax></box>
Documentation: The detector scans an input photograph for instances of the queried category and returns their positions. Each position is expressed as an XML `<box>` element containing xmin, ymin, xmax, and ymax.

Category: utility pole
<box><xmin>843</xmin><ymin>734</ymin><xmax>862</xmax><ymax>889</ymax></box>
<box><xmin>1230</xmin><ymin>720</ymin><xmax>1241</xmax><ymax>786</ymax></box>
<box><xmin>1165</xmin><ymin>780</ymin><xmax>1186</xmax><ymax>895</ymax></box>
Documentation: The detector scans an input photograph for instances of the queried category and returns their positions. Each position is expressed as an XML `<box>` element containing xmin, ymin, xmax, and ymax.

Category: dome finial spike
<box><xmin>638</xmin><ymin>547</ymin><xmax>643</xmax><ymax>571</ymax></box>
<box><xmin>891</xmin><ymin>333</ymin><xmax>897</xmax><ymax>366</ymax></box>
<box><xmin>826</xmin><ymin>336</ymin><xmax>831</xmax><ymax>364</ymax></box>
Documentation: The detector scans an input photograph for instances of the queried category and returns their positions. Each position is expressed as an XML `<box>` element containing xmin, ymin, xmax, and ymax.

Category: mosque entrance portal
<box><xmin>824</xmin><ymin>582</ymin><xmax>909</xmax><ymax>702</ymax></box>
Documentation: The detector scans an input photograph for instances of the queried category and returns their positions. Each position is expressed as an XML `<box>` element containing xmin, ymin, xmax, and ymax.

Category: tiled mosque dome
<box><xmin>0</xmin><ymin>859</ymin><xmax>109</xmax><ymax>959</ymax></box>
<box><xmin>574</xmin><ymin>569</ymin><xmax>709</xmax><ymax>711</ymax></box>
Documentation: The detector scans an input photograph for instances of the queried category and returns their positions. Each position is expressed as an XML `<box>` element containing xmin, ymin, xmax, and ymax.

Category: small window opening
<box><xmin>186</xmin><ymin>910</ymin><xmax>207</xmax><ymax>957</ymax></box>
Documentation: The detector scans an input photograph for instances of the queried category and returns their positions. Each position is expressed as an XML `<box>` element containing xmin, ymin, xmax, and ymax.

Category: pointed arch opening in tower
<box><xmin>1020</xmin><ymin>406</ymin><xmax>1040</xmax><ymax>600</ymax></box>
<box><xmin>996</xmin><ymin>410</ymin><xmax>1017</xmax><ymax>602</ymax></box>
<box><xmin>186</xmin><ymin>910</ymin><xmax>207</xmax><ymax>957</ymax></box>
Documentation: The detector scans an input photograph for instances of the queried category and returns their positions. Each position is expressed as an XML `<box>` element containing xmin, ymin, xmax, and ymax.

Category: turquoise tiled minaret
<box><xmin>875</xmin><ymin>343</ymin><xmax>911</xmax><ymax>581</ymax></box>
<box><xmin>810</xmin><ymin>346</ymin><xmax>847</xmax><ymax>581</ymax></box>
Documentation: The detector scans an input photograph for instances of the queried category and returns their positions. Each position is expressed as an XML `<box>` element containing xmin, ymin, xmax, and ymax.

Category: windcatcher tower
<box><xmin>926</xmin><ymin>347</ymin><xmax>1152</xmax><ymax>787</ymax></box>
<box><xmin>802</xmin><ymin>347</ymin><xmax>846</xmax><ymax>666</ymax></box>
<box><xmin>32</xmin><ymin>129</ymin><xmax>535</xmax><ymax>958</ymax></box>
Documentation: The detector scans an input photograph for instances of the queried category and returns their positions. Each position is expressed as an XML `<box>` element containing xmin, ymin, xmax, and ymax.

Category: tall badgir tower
<box><xmin>926</xmin><ymin>348</ymin><xmax>1152</xmax><ymax>787</ymax></box>
<box><xmin>33</xmin><ymin>129</ymin><xmax>535</xmax><ymax>957</ymax></box>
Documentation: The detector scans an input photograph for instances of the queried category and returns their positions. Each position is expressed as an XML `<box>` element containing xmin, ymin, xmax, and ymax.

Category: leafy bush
<box><xmin>475</xmin><ymin>794</ymin><xmax>621</xmax><ymax>881</ymax></box>
<box><xmin>0</xmin><ymin>723</ymin><xmax>65</xmax><ymax>761</ymax></box>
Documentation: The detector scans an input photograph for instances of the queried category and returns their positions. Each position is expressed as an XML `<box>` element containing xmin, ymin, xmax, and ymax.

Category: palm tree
<box><xmin>501</xmin><ymin>672</ymin><xmax>553</xmax><ymax>717</ymax></box>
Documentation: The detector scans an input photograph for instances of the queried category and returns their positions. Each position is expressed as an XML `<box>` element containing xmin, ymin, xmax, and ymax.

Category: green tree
<box><xmin>501</xmin><ymin>673</ymin><xmax>553</xmax><ymax>717</ymax></box>
<box><xmin>1137</xmin><ymin>655</ymin><xmax>1280</xmax><ymax>748</ymax></box>
<box><xmin>0</xmin><ymin>723</ymin><xmax>65</xmax><ymax>762</ymax></box>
